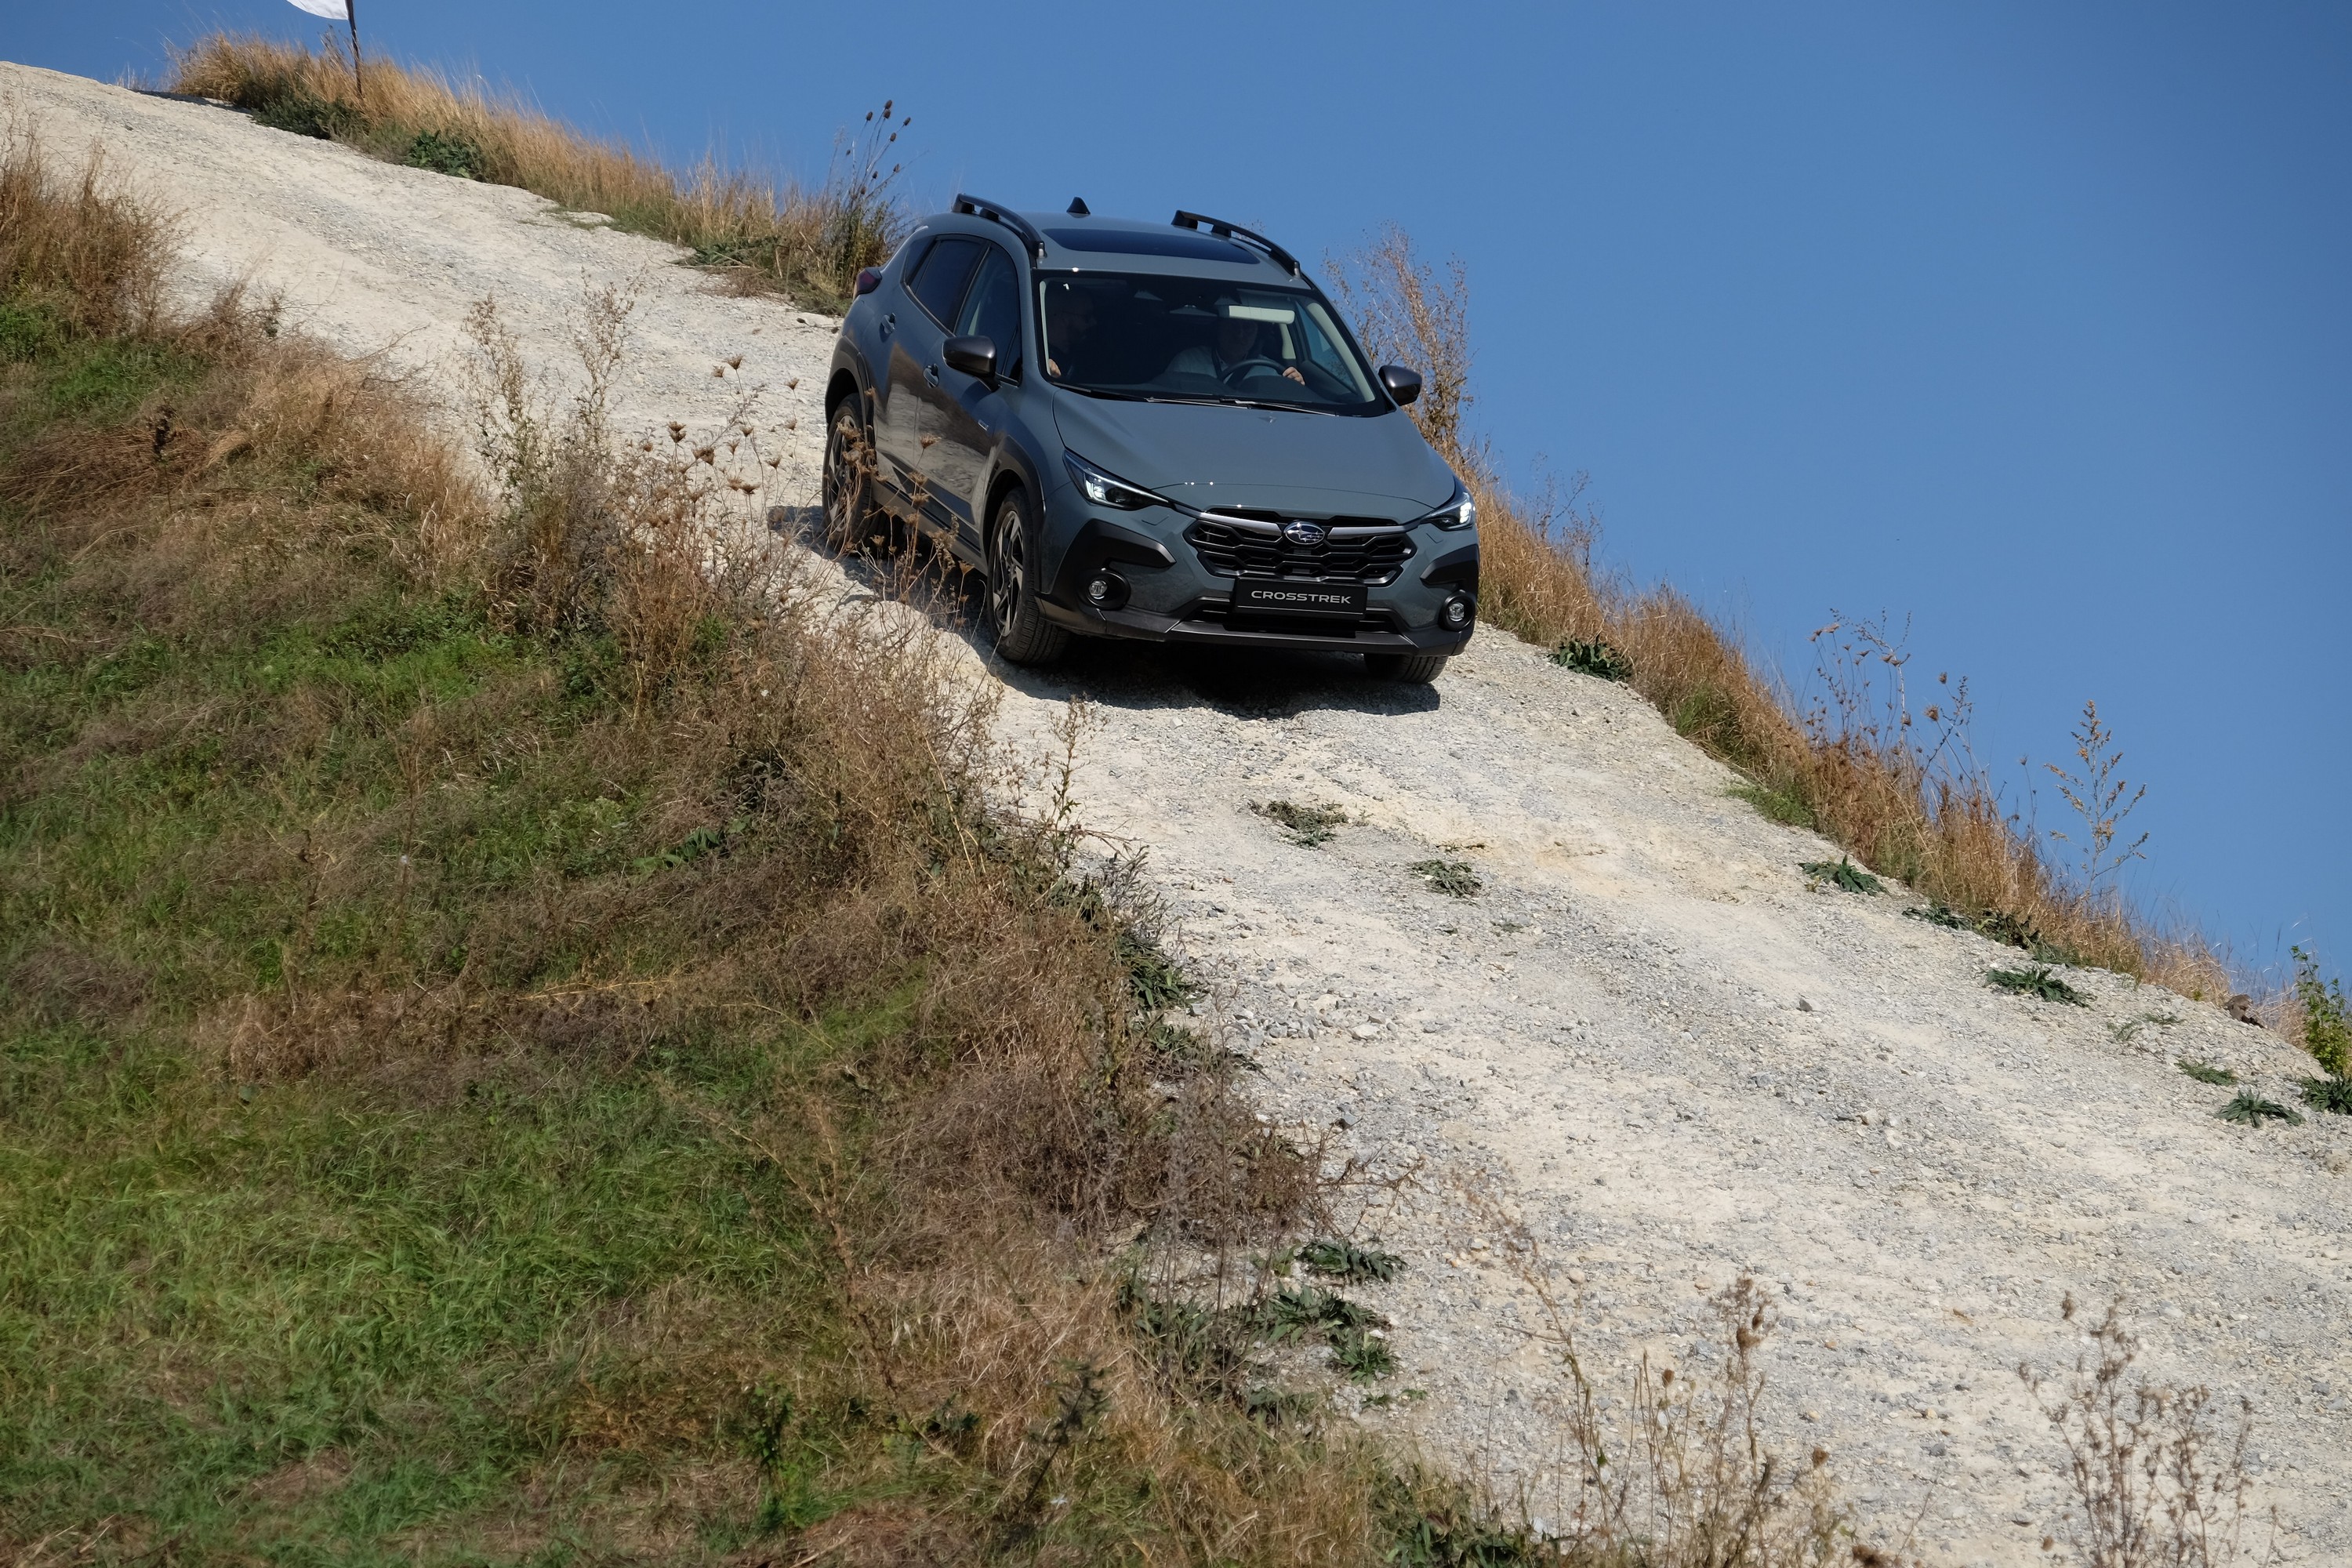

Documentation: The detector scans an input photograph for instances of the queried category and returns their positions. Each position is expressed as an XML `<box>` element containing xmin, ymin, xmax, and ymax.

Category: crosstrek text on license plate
<box><xmin>1230</xmin><ymin>578</ymin><xmax>1367</xmax><ymax>618</ymax></box>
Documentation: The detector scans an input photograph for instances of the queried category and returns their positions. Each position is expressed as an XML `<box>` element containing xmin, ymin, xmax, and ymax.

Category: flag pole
<box><xmin>347</xmin><ymin>0</ymin><xmax>364</xmax><ymax>108</ymax></box>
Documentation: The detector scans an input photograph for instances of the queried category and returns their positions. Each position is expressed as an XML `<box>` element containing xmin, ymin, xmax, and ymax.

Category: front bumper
<box><xmin>1038</xmin><ymin>500</ymin><xmax>1478</xmax><ymax>655</ymax></box>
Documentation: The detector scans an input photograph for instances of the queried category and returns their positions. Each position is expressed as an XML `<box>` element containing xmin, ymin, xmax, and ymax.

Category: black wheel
<box><xmin>1366</xmin><ymin>651</ymin><xmax>1449</xmax><ymax>684</ymax></box>
<box><xmin>986</xmin><ymin>488</ymin><xmax>1070</xmax><ymax>666</ymax></box>
<box><xmin>822</xmin><ymin>400</ymin><xmax>893</xmax><ymax>554</ymax></box>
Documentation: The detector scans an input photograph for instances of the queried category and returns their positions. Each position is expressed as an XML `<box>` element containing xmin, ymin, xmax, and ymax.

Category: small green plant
<box><xmin>1117</xmin><ymin>927</ymin><xmax>1197</xmax><ymax>1011</ymax></box>
<box><xmin>2299</xmin><ymin>1076</ymin><xmax>2352</xmax><ymax>1115</ymax></box>
<box><xmin>1801</xmin><ymin>856</ymin><xmax>1882</xmax><ymax>895</ymax></box>
<box><xmin>2292</xmin><ymin>946</ymin><xmax>2350</xmax><ymax>1078</ymax></box>
<box><xmin>2215</xmin><ymin>1091</ymin><xmax>2301</xmax><ymax>1127</ymax></box>
<box><xmin>2176</xmin><ymin>1059</ymin><xmax>2237</xmax><ymax>1087</ymax></box>
<box><xmin>1905</xmin><ymin>900</ymin><xmax>1969</xmax><ymax>930</ymax></box>
<box><xmin>1254</xmin><ymin>798</ymin><xmax>1348</xmax><ymax>848</ymax></box>
<box><xmin>1258</xmin><ymin>1287</ymin><xmax>1396</xmax><ymax>1384</ymax></box>
<box><xmin>1329</xmin><ymin>1323</ymin><xmax>1397</xmax><ymax>1382</ymax></box>
<box><xmin>1145</xmin><ymin>1020</ymin><xmax>1249</xmax><ymax>1080</ymax></box>
<box><xmin>1409</xmin><ymin>858</ymin><xmax>1482</xmax><ymax>898</ymax></box>
<box><xmin>1987</xmin><ymin>964</ymin><xmax>2089</xmax><ymax>1007</ymax></box>
<box><xmin>1298</xmin><ymin>1237</ymin><xmax>1404</xmax><ymax>1284</ymax></box>
<box><xmin>1552</xmin><ymin>637</ymin><xmax>1633</xmax><ymax>681</ymax></box>
<box><xmin>405</xmin><ymin>128</ymin><xmax>485</xmax><ymax>179</ymax></box>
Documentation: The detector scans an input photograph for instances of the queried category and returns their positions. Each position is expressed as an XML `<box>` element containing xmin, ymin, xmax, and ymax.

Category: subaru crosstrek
<box><xmin>823</xmin><ymin>196</ymin><xmax>1478</xmax><ymax>682</ymax></box>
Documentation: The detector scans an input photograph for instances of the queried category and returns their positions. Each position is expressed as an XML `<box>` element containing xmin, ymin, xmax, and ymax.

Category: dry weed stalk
<box><xmin>1453</xmin><ymin>1182</ymin><xmax>1849</xmax><ymax>1565</ymax></box>
<box><xmin>2018</xmin><ymin>1302</ymin><xmax>2270</xmax><ymax>1568</ymax></box>
<box><xmin>2046</xmin><ymin>699</ymin><xmax>2151</xmax><ymax>898</ymax></box>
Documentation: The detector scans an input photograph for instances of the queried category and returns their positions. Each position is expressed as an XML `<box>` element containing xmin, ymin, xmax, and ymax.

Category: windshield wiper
<box><xmin>1223</xmin><ymin>397</ymin><xmax>1340</xmax><ymax>416</ymax></box>
<box><xmin>1131</xmin><ymin>393</ymin><xmax>1341</xmax><ymax>416</ymax></box>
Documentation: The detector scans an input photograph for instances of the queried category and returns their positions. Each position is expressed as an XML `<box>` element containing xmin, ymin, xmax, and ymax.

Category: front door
<box><xmin>924</xmin><ymin>242</ymin><xmax>1025</xmax><ymax>552</ymax></box>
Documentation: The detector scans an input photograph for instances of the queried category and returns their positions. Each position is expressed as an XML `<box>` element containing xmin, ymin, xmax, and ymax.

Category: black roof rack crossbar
<box><xmin>1171</xmin><ymin>209</ymin><xmax>1301</xmax><ymax>275</ymax></box>
<box><xmin>951</xmin><ymin>193</ymin><xmax>1047</xmax><ymax>260</ymax></box>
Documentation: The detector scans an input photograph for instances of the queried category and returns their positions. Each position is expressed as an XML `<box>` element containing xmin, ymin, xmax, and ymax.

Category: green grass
<box><xmin>1</xmin><ymin>1032</ymin><xmax>829</xmax><ymax>1555</ymax></box>
<box><xmin>2177</xmin><ymin>1059</ymin><xmax>2238</xmax><ymax>1087</ymax></box>
<box><xmin>405</xmin><ymin>128</ymin><xmax>485</xmax><ymax>180</ymax></box>
<box><xmin>1730</xmin><ymin>780</ymin><xmax>1816</xmax><ymax>829</ymax></box>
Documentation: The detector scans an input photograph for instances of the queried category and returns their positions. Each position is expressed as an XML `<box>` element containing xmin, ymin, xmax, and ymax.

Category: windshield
<box><xmin>1038</xmin><ymin>272</ymin><xmax>1383</xmax><ymax>413</ymax></box>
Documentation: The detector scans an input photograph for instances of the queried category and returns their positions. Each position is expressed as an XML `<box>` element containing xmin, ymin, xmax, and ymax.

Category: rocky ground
<box><xmin>13</xmin><ymin>61</ymin><xmax>2348</xmax><ymax>1564</ymax></box>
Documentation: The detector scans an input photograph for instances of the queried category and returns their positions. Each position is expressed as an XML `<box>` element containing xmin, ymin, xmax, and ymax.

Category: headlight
<box><xmin>1417</xmin><ymin>480</ymin><xmax>1476</xmax><ymax>531</ymax></box>
<box><xmin>1064</xmin><ymin>450</ymin><xmax>1165</xmax><ymax>511</ymax></box>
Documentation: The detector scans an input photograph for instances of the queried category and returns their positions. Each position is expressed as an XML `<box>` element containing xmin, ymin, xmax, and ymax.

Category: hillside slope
<box><xmin>12</xmin><ymin>61</ymin><xmax>2347</xmax><ymax>1562</ymax></box>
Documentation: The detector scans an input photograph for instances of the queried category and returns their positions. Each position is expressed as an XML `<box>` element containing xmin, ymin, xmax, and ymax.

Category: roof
<box><xmin>920</xmin><ymin>197</ymin><xmax>1305</xmax><ymax>284</ymax></box>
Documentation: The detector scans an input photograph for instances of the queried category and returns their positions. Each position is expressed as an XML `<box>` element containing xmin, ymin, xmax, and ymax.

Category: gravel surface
<box><xmin>16</xmin><ymin>62</ymin><xmax>2350</xmax><ymax>1564</ymax></box>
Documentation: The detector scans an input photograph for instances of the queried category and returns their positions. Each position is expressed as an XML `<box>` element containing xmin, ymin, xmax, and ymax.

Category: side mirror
<box><xmin>944</xmin><ymin>334</ymin><xmax>998</xmax><ymax>384</ymax></box>
<box><xmin>1378</xmin><ymin>365</ymin><xmax>1423</xmax><ymax>406</ymax></box>
<box><xmin>855</xmin><ymin>266</ymin><xmax>884</xmax><ymax>296</ymax></box>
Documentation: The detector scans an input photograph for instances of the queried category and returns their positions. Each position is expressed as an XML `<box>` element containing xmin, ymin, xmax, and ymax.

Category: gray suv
<box><xmin>823</xmin><ymin>196</ymin><xmax>1478</xmax><ymax>682</ymax></box>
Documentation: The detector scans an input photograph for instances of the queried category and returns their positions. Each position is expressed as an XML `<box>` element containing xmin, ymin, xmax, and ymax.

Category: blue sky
<box><xmin>9</xmin><ymin>2</ymin><xmax>2347</xmax><ymax>983</ymax></box>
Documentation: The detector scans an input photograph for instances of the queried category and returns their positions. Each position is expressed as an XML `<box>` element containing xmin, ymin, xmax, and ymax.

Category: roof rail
<box><xmin>1171</xmin><ymin>209</ymin><xmax>1301</xmax><ymax>275</ymax></box>
<box><xmin>951</xmin><ymin>193</ymin><xmax>1047</xmax><ymax>260</ymax></box>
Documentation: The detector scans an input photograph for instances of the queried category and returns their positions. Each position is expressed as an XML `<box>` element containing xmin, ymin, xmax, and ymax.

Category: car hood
<box><xmin>1050</xmin><ymin>393</ymin><xmax>1457</xmax><ymax>519</ymax></box>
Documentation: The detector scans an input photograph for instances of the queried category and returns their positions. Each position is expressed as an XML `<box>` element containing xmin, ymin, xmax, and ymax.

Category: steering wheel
<box><xmin>1218</xmin><ymin>356</ymin><xmax>1290</xmax><ymax>388</ymax></box>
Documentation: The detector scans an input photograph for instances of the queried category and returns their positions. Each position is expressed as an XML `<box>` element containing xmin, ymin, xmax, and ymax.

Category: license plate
<box><xmin>1230</xmin><ymin>577</ymin><xmax>1367</xmax><ymax>619</ymax></box>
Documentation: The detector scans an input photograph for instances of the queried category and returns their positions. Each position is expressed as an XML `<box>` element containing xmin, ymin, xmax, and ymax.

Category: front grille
<box><xmin>1185</xmin><ymin>514</ymin><xmax>1414</xmax><ymax>585</ymax></box>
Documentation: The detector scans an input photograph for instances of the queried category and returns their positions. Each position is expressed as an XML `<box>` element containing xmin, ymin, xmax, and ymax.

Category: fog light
<box><xmin>1440</xmin><ymin>595</ymin><xmax>1473</xmax><ymax>630</ymax></box>
<box><xmin>1084</xmin><ymin>570</ymin><xmax>1128</xmax><ymax>610</ymax></box>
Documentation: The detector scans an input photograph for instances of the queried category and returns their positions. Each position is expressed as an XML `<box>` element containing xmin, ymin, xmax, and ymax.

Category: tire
<box><xmin>821</xmin><ymin>399</ymin><xmax>892</xmax><ymax>554</ymax></box>
<box><xmin>1366</xmin><ymin>651</ymin><xmax>1450</xmax><ymax>684</ymax></box>
<box><xmin>986</xmin><ymin>487</ymin><xmax>1070</xmax><ymax>666</ymax></box>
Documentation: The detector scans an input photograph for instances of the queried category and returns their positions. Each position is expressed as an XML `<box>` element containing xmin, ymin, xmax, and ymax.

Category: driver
<box><xmin>1043</xmin><ymin>281</ymin><xmax>1098</xmax><ymax>381</ymax></box>
<box><xmin>1166</xmin><ymin>303</ymin><xmax>1306</xmax><ymax>384</ymax></box>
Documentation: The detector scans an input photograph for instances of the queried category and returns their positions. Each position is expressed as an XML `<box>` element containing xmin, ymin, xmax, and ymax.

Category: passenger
<box><xmin>1044</xmin><ymin>282</ymin><xmax>1098</xmax><ymax>381</ymax></box>
<box><xmin>1167</xmin><ymin>305</ymin><xmax>1306</xmax><ymax>385</ymax></box>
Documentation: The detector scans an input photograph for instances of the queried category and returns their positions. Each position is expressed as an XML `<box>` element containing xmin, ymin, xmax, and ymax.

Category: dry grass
<box><xmin>165</xmin><ymin>34</ymin><xmax>906</xmax><ymax>310</ymax></box>
<box><xmin>0</xmin><ymin>125</ymin><xmax>172</xmax><ymax>343</ymax></box>
<box><xmin>1334</xmin><ymin>227</ymin><xmax>2240</xmax><ymax>1007</ymax></box>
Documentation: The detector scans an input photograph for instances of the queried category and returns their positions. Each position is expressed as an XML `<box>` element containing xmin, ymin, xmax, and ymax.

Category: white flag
<box><xmin>285</xmin><ymin>0</ymin><xmax>351</xmax><ymax>17</ymax></box>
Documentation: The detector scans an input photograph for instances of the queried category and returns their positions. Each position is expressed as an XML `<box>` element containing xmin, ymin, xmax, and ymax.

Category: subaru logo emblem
<box><xmin>1282</xmin><ymin>520</ymin><xmax>1327</xmax><ymax>546</ymax></box>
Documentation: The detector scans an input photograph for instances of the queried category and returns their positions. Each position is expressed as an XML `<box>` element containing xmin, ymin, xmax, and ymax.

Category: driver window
<box><xmin>953</xmin><ymin>246</ymin><xmax>1023</xmax><ymax>377</ymax></box>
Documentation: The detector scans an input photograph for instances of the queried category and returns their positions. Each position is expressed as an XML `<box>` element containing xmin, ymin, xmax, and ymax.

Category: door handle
<box><xmin>924</xmin><ymin>364</ymin><xmax>942</xmax><ymax>388</ymax></box>
<box><xmin>879</xmin><ymin>313</ymin><xmax>895</xmax><ymax>339</ymax></box>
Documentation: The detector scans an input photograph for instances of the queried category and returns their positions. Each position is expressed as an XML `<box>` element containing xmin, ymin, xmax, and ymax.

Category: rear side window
<box><xmin>954</xmin><ymin>246</ymin><xmax>1023</xmax><ymax>369</ymax></box>
<box><xmin>907</xmin><ymin>237</ymin><xmax>982</xmax><ymax>326</ymax></box>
